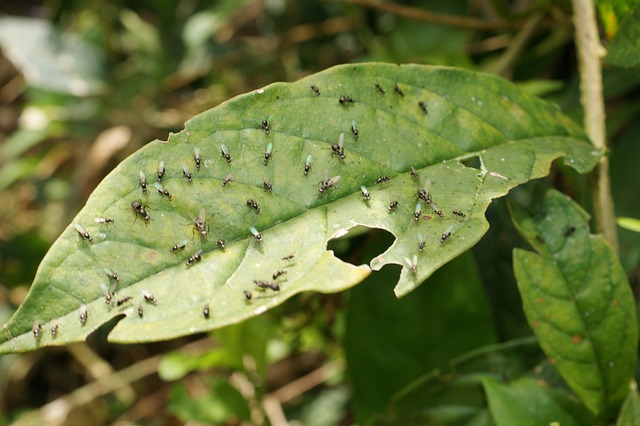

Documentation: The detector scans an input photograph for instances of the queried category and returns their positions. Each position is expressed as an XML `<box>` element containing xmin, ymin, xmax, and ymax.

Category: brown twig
<box><xmin>12</xmin><ymin>337</ymin><xmax>215</xmax><ymax>426</ymax></box>
<box><xmin>489</xmin><ymin>12</ymin><xmax>545</xmax><ymax>78</ymax></box>
<box><xmin>262</xmin><ymin>359</ymin><xmax>345</xmax><ymax>426</ymax></box>
<box><xmin>13</xmin><ymin>354</ymin><xmax>162</xmax><ymax>426</ymax></box>
<box><xmin>269</xmin><ymin>359</ymin><xmax>345</xmax><ymax>404</ymax></box>
<box><xmin>67</xmin><ymin>343</ymin><xmax>135</xmax><ymax>405</ymax></box>
<box><xmin>571</xmin><ymin>0</ymin><xmax>618</xmax><ymax>252</ymax></box>
<box><xmin>333</xmin><ymin>0</ymin><xmax>520</xmax><ymax>30</ymax></box>
<box><xmin>230</xmin><ymin>368</ymin><xmax>265</xmax><ymax>426</ymax></box>
<box><xmin>287</xmin><ymin>16</ymin><xmax>355</xmax><ymax>43</ymax></box>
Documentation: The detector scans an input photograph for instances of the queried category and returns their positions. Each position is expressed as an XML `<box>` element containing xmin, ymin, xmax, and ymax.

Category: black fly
<box><xmin>221</xmin><ymin>144</ymin><xmax>231</xmax><ymax>163</ymax></box>
<box><xmin>304</xmin><ymin>155</ymin><xmax>312</xmax><ymax>176</ymax></box>
<box><xmin>154</xmin><ymin>182</ymin><xmax>172</xmax><ymax>199</ymax></box>
<box><xmin>261</xmin><ymin>120</ymin><xmax>270</xmax><ymax>136</ymax></box>
<box><xmin>318</xmin><ymin>173</ymin><xmax>340</xmax><ymax>194</ymax></box>
<box><xmin>131</xmin><ymin>200</ymin><xmax>150</xmax><ymax>222</ymax></box>
<box><xmin>157</xmin><ymin>160</ymin><xmax>165</xmax><ymax>181</ymax></box>
<box><xmin>191</xmin><ymin>208</ymin><xmax>208</xmax><ymax>237</ymax></box>
<box><xmin>339</xmin><ymin>96</ymin><xmax>355</xmax><ymax>104</ymax></box>
<box><xmin>139</xmin><ymin>171</ymin><xmax>147</xmax><ymax>193</ymax></box>
<box><xmin>186</xmin><ymin>249</ymin><xmax>202</xmax><ymax>267</ymax></box>
<box><xmin>182</xmin><ymin>164</ymin><xmax>192</xmax><ymax>182</ymax></box>
<box><xmin>247</xmin><ymin>199</ymin><xmax>260</xmax><ymax>213</ymax></box>
<box><xmin>193</xmin><ymin>147</ymin><xmax>201</xmax><ymax>169</ymax></box>
<box><xmin>73</xmin><ymin>223</ymin><xmax>93</xmax><ymax>242</ymax></box>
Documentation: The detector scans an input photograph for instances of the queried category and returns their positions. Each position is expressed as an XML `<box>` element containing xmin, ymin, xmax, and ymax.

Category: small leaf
<box><xmin>298</xmin><ymin>387</ymin><xmax>351</xmax><ymax>426</ymax></box>
<box><xmin>617</xmin><ymin>388</ymin><xmax>640</xmax><ymax>426</ymax></box>
<box><xmin>167</xmin><ymin>377</ymin><xmax>250</xmax><ymax>424</ymax></box>
<box><xmin>0</xmin><ymin>17</ymin><xmax>105</xmax><ymax>95</ymax></box>
<box><xmin>617</xmin><ymin>216</ymin><xmax>640</xmax><ymax>232</ymax></box>
<box><xmin>482</xmin><ymin>376</ymin><xmax>593</xmax><ymax>426</ymax></box>
<box><xmin>510</xmin><ymin>188</ymin><xmax>638</xmax><ymax>415</ymax></box>
<box><xmin>0</xmin><ymin>63</ymin><xmax>599</xmax><ymax>353</ymax></box>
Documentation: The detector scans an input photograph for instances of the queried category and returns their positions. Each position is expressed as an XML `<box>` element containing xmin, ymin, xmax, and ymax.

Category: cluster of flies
<box><xmin>51</xmin><ymin>79</ymin><xmax>453</xmax><ymax>343</ymax></box>
<box><xmin>132</xmin><ymin>148</ymin><xmax>263</xmax><ymax>267</ymax></box>
<box><xmin>336</xmin><ymin>81</ymin><xmax>464</xmax><ymax>276</ymax></box>
<box><xmin>243</xmin><ymin>254</ymin><xmax>295</xmax><ymax>301</ymax></box>
<box><xmin>325</xmin><ymin>82</ymin><xmax>460</xmax><ymax>276</ymax></box>
<box><xmin>64</xmin><ymin>119</ymin><xmax>294</xmax><ymax>339</ymax></box>
<box><xmin>32</xmin><ymin>271</ymin><xmax>163</xmax><ymax>340</ymax></box>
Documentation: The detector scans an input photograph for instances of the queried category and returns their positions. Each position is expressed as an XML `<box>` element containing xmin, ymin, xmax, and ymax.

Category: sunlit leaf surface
<box><xmin>0</xmin><ymin>63</ymin><xmax>599</xmax><ymax>353</ymax></box>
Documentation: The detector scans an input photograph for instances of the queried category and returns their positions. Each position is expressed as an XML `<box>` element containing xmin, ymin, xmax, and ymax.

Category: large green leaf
<box><xmin>0</xmin><ymin>63</ymin><xmax>599</xmax><ymax>353</ymax></box>
<box><xmin>511</xmin><ymin>188</ymin><xmax>638</xmax><ymax>416</ymax></box>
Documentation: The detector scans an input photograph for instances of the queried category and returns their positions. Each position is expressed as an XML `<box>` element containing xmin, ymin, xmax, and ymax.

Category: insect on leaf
<box><xmin>0</xmin><ymin>63</ymin><xmax>600</xmax><ymax>353</ymax></box>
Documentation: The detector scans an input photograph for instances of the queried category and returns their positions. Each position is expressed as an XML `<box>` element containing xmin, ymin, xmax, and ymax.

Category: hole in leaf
<box><xmin>327</xmin><ymin>226</ymin><xmax>394</xmax><ymax>265</ymax></box>
<box><xmin>460</xmin><ymin>156</ymin><xmax>481</xmax><ymax>169</ymax></box>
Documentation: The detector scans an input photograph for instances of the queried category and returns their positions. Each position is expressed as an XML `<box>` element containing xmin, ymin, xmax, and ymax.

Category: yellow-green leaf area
<box><xmin>1</xmin><ymin>63</ymin><xmax>599</xmax><ymax>353</ymax></box>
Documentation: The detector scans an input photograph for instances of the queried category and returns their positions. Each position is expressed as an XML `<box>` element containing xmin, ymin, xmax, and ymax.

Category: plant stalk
<box><xmin>571</xmin><ymin>0</ymin><xmax>619</xmax><ymax>253</ymax></box>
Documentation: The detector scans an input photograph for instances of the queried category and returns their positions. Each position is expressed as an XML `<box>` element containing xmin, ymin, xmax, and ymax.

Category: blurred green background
<box><xmin>0</xmin><ymin>0</ymin><xmax>639</xmax><ymax>425</ymax></box>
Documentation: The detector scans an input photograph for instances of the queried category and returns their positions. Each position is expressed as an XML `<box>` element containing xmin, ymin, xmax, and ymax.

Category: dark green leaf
<box><xmin>610</xmin><ymin>122</ymin><xmax>640</xmax><ymax>273</ymax></box>
<box><xmin>605</xmin><ymin>2</ymin><xmax>640</xmax><ymax>68</ymax></box>
<box><xmin>596</xmin><ymin>0</ymin><xmax>637</xmax><ymax>39</ymax></box>
<box><xmin>372</xmin><ymin>338</ymin><xmax>546</xmax><ymax>426</ymax></box>
<box><xmin>347</xmin><ymin>252</ymin><xmax>497</xmax><ymax>423</ymax></box>
<box><xmin>0</xmin><ymin>63</ymin><xmax>599</xmax><ymax>353</ymax></box>
<box><xmin>511</xmin><ymin>188</ymin><xmax>638</xmax><ymax>415</ymax></box>
<box><xmin>483</xmin><ymin>376</ymin><xmax>593</xmax><ymax>426</ymax></box>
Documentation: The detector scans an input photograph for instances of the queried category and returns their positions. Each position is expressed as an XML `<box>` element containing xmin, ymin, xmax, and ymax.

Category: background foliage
<box><xmin>0</xmin><ymin>0</ymin><xmax>638</xmax><ymax>425</ymax></box>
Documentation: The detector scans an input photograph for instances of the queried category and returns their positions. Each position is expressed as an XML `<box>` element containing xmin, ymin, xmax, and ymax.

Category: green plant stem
<box><xmin>571</xmin><ymin>0</ymin><xmax>619</xmax><ymax>253</ymax></box>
